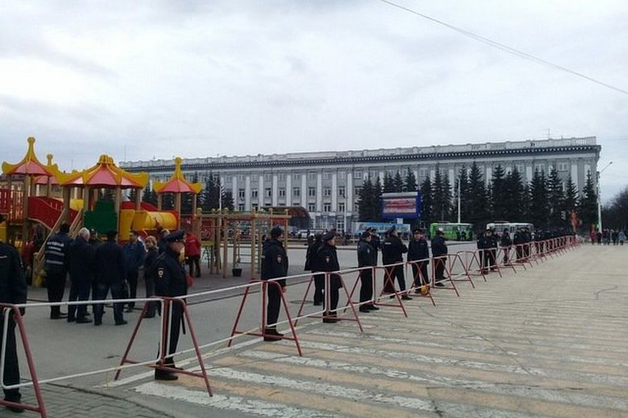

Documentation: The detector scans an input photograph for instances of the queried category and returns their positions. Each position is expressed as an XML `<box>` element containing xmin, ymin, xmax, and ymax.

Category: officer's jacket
<box><xmin>153</xmin><ymin>247</ymin><xmax>187</xmax><ymax>297</ymax></box>
<box><xmin>357</xmin><ymin>240</ymin><xmax>376</xmax><ymax>267</ymax></box>
<box><xmin>381</xmin><ymin>235</ymin><xmax>407</xmax><ymax>265</ymax></box>
<box><xmin>315</xmin><ymin>243</ymin><xmax>340</xmax><ymax>272</ymax></box>
<box><xmin>44</xmin><ymin>232</ymin><xmax>71</xmax><ymax>274</ymax></box>
<box><xmin>431</xmin><ymin>236</ymin><xmax>448</xmax><ymax>257</ymax></box>
<box><xmin>123</xmin><ymin>240</ymin><xmax>146</xmax><ymax>273</ymax></box>
<box><xmin>0</xmin><ymin>242</ymin><xmax>27</xmax><ymax>305</ymax></box>
<box><xmin>68</xmin><ymin>236</ymin><xmax>95</xmax><ymax>283</ymax></box>
<box><xmin>513</xmin><ymin>231</ymin><xmax>524</xmax><ymax>245</ymax></box>
<box><xmin>261</xmin><ymin>239</ymin><xmax>288</xmax><ymax>287</ymax></box>
<box><xmin>501</xmin><ymin>233</ymin><xmax>512</xmax><ymax>247</ymax></box>
<box><xmin>305</xmin><ymin>240</ymin><xmax>323</xmax><ymax>272</ymax></box>
<box><xmin>94</xmin><ymin>241</ymin><xmax>125</xmax><ymax>284</ymax></box>
<box><xmin>408</xmin><ymin>238</ymin><xmax>430</xmax><ymax>263</ymax></box>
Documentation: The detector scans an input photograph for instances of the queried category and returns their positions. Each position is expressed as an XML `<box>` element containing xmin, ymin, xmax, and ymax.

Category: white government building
<box><xmin>121</xmin><ymin>136</ymin><xmax>601</xmax><ymax>231</ymax></box>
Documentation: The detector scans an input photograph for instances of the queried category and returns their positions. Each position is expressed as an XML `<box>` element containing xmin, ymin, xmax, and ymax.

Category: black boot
<box><xmin>263</xmin><ymin>327</ymin><xmax>284</xmax><ymax>342</ymax></box>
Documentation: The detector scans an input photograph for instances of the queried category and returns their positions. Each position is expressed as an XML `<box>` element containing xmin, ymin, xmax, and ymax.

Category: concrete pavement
<box><xmin>6</xmin><ymin>243</ymin><xmax>628</xmax><ymax>417</ymax></box>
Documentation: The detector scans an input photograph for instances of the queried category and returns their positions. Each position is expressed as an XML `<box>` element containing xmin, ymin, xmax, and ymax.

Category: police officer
<box><xmin>381</xmin><ymin>226</ymin><xmax>411</xmax><ymax>300</ymax></box>
<box><xmin>501</xmin><ymin>230</ymin><xmax>512</xmax><ymax>265</ymax></box>
<box><xmin>477</xmin><ymin>228</ymin><xmax>494</xmax><ymax>273</ymax></box>
<box><xmin>261</xmin><ymin>226</ymin><xmax>288</xmax><ymax>341</ymax></box>
<box><xmin>43</xmin><ymin>222</ymin><xmax>71</xmax><ymax>319</ymax></box>
<box><xmin>408</xmin><ymin>228</ymin><xmax>429</xmax><ymax>292</ymax></box>
<box><xmin>513</xmin><ymin>227</ymin><xmax>524</xmax><ymax>261</ymax></box>
<box><xmin>67</xmin><ymin>227</ymin><xmax>95</xmax><ymax>323</ymax></box>
<box><xmin>357</xmin><ymin>231</ymin><xmax>378</xmax><ymax>312</ymax></box>
<box><xmin>305</xmin><ymin>233</ymin><xmax>324</xmax><ymax>306</ymax></box>
<box><xmin>0</xmin><ymin>215</ymin><xmax>28</xmax><ymax>413</ymax></box>
<box><xmin>431</xmin><ymin>228</ymin><xmax>448</xmax><ymax>287</ymax></box>
<box><xmin>93</xmin><ymin>230</ymin><xmax>127</xmax><ymax>326</ymax></box>
<box><xmin>315</xmin><ymin>230</ymin><xmax>342</xmax><ymax>323</ymax></box>
<box><xmin>152</xmin><ymin>230</ymin><xmax>188</xmax><ymax>380</ymax></box>
<box><xmin>368</xmin><ymin>227</ymin><xmax>381</xmax><ymax>266</ymax></box>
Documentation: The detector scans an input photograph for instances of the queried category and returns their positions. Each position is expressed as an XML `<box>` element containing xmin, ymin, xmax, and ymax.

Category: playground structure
<box><xmin>1</xmin><ymin>137</ymin><xmax>292</xmax><ymax>281</ymax></box>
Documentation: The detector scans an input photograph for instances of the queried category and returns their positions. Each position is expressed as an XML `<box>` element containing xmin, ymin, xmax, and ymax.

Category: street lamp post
<box><xmin>596</xmin><ymin>161</ymin><xmax>613</xmax><ymax>232</ymax></box>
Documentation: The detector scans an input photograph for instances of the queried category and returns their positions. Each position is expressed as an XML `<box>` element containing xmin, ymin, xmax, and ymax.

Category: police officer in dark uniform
<box><xmin>152</xmin><ymin>230</ymin><xmax>188</xmax><ymax>380</ymax></box>
<box><xmin>501</xmin><ymin>230</ymin><xmax>512</xmax><ymax>265</ymax></box>
<box><xmin>261</xmin><ymin>226</ymin><xmax>288</xmax><ymax>341</ymax></box>
<box><xmin>357</xmin><ymin>231</ymin><xmax>378</xmax><ymax>312</ymax></box>
<box><xmin>315</xmin><ymin>230</ymin><xmax>342</xmax><ymax>323</ymax></box>
<box><xmin>381</xmin><ymin>226</ymin><xmax>411</xmax><ymax>300</ymax></box>
<box><xmin>513</xmin><ymin>227</ymin><xmax>524</xmax><ymax>261</ymax></box>
<box><xmin>0</xmin><ymin>215</ymin><xmax>28</xmax><ymax>413</ymax></box>
<box><xmin>44</xmin><ymin>222</ymin><xmax>71</xmax><ymax>319</ymax></box>
<box><xmin>408</xmin><ymin>228</ymin><xmax>430</xmax><ymax>292</ymax></box>
<box><xmin>305</xmin><ymin>233</ymin><xmax>324</xmax><ymax>306</ymax></box>
<box><xmin>93</xmin><ymin>230</ymin><xmax>127</xmax><ymax>326</ymax></box>
<box><xmin>477</xmin><ymin>228</ymin><xmax>496</xmax><ymax>273</ymax></box>
<box><xmin>431</xmin><ymin>228</ymin><xmax>448</xmax><ymax>287</ymax></box>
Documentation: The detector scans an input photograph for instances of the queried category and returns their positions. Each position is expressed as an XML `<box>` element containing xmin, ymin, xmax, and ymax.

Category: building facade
<box><xmin>121</xmin><ymin>137</ymin><xmax>600</xmax><ymax>231</ymax></box>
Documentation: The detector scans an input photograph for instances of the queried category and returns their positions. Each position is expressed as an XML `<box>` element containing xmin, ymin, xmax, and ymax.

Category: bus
<box><xmin>429</xmin><ymin>222</ymin><xmax>474</xmax><ymax>241</ymax></box>
<box><xmin>486</xmin><ymin>221</ymin><xmax>534</xmax><ymax>237</ymax></box>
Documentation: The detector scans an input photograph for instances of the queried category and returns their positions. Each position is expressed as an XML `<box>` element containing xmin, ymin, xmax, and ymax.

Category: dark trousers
<box><xmin>46</xmin><ymin>270</ymin><xmax>66</xmax><ymax>317</ymax></box>
<box><xmin>502</xmin><ymin>248</ymin><xmax>509</xmax><ymax>264</ymax></box>
<box><xmin>163</xmin><ymin>302</ymin><xmax>183</xmax><ymax>366</ymax></box>
<box><xmin>482</xmin><ymin>250</ymin><xmax>496</xmax><ymax>270</ymax></box>
<box><xmin>326</xmin><ymin>274</ymin><xmax>342</xmax><ymax>312</ymax></box>
<box><xmin>265</xmin><ymin>281</ymin><xmax>282</xmax><ymax>328</ymax></box>
<box><xmin>434</xmin><ymin>258</ymin><xmax>446</xmax><ymax>282</ymax></box>
<box><xmin>144</xmin><ymin>272</ymin><xmax>158</xmax><ymax>317</ymax></box>
<box><xmin>68</xmin><ymin>279</ymin><xmax>91</xmax><ymax>320</ymax></box>
<box><xmin>0</xmin><ymin>317</ymin><xmax>20</xmax><ymax>402</ymax></box>
<box><xmin>126</xmin><ymin>269</ymin><xmax>139</xmax><ymax>308</ymax></box>
<box><xmin>313</xmin><ymin>273</ymin><xmax>324</xmax><ymax>305</ymax></box>
<box><xmin>187</xmin><ymin>255</ymin><xmax>201</xmax><ymax>277</ymax></box>
<box><xmin>383</xmin><ymin>265</ymin><xmax>406</xmax><ymax>292</ymax></box>
<box><xmin>94</xmin><ymin>281</ymin><xmax>125</xmax><ymax>324</ymax></box>
<box><xmin>411</xmin><ymin>262</ymin><xmax>429</xmax><ymax>287</ymax></box>
<box><xmin>359</xmin><ymin>268</ymin><xmax>373</xmax><ymax>304</ymax></box>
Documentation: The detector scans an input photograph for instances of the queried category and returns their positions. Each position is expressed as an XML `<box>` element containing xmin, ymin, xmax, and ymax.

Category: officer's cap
<box><xmin>413</xmin><ymin>228</ymin><xmax>424</xmax><ymax>234</ymax></box>
<box><xmin>386</xmin><ymin>226</ymin><xmax>396</xmax><ymax>235</ymax></box>
<box><xmin>436</xmin><ymin>227</ymin><xmax>444</xmax><ymax>234</ymax></box>
<box><xmin>322</xmin><ymin>229</ymin><xmax>336</xmax><ymax>242</ymax></box>
<box><xmin>270</xmin><ymin>226</ymin><xmax>283</xmax><ymax>238</ymax></box>
<box><xmin>164</xmin><ymin>230</ymin><xmax>185</xmax><ymax>243</ymax></box>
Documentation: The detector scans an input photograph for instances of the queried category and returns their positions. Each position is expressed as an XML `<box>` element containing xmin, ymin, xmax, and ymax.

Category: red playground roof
<box><xmin>154</xmin><ymin>157</ymin><xmax>202</xmax><ymax>194</ymax></box>
<box><xmin>2</xmin><ymin>137</ymin><xmax>57</xmax><ymax>177</ymax></box>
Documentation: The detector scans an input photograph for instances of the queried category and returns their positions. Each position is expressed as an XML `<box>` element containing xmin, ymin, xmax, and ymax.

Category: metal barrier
<box><xmin>406</xmin><ymin>259</ymin><xmax>436</xmax><ymax>306</ymax></box>
<box><xmin>431</xmin><ymin>255</ymin><xmax>460</xmax><ymax>296</ymax></box>
<box><xmin>374</xmin><ymin>263</ymin><xmax>409</xmax><ymax>317</ymax></box>
<box><xmin>456</xmin><ymin>250</ymin><xmax>487</xmax><ymax>283</ymax></box>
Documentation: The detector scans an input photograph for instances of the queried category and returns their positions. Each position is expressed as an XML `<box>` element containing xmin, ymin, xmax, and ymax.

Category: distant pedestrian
<box><xmin>93</xmin><ymin>230</ymin><xmax>127</xmax><ymax>326</ymax></box>
<box><xmin>184</xmin><ymin>231</ymin><xmax>202</xmax><ymax>278</ymax></box>
<box><xmin>0</xmin><ymin>215</ymin><xmax>28</xmax><ymax>413</ymax></box>
<box><xmin>501</xmin><ymin>231</ymin><xmax>512</xmax><ymax>265</ymax></box>
<box><xmin>143</xmin><ymin>236</ymin><xmax>159</xmax><ymax>318</ymax></box>
<box><xmin>67</xmin><ymin>228</ymin><xmax>95</xmax><ymax>323</ymax></box>
<box><xmin>619</xmin><ymin>230</ymin><xmax>626</xmax><ymax>246</ymax></box>
<box><xmin>44</xmin><ymin>222</ymin><xmax>71</xmax><ymax>319</ymax></box>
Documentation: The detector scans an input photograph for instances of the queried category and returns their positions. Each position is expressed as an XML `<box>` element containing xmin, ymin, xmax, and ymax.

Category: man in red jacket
<box><xmin>184</xmin><ymin>232</ymin><xmax>202</xmax><ymax>278</ymax></box>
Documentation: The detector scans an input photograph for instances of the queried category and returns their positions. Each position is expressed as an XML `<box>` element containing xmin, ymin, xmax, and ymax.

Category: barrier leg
<box><xmin>115</xmin><ymin>302</ymin><xmax>152</xmax><ymax>379</ymax></box>
<box><xmin>228</xmin><ymin>285</ymin><xmax>252</xmax><ymax>347</ymax></box>
<box><xmin>375</xmin><ymin>266</ymin><xmax>408</xmax><ymax>318</ymax></box>
<box><xmin>0</xmin><ymin>306</ymin><xmax>48</xmax><ymax>417</ymax></box>
<box><xmin>410</xmin><ymin>262</ymin><xmax>436</xmax><ymax>306</ymax></box>
<box><xmin>338</xmin><ymin>276</ymin><xmax>364</xmax><ymax>333</ymax></box>
<box><xmin>294</xmin><ymin>275</ymin><xmax>316</xmax><ymax>327</ymax></box>
<box><xmin>276</xmin><ymin>282</ymin><xmax>303</xmax><ymax>356</ymax></box>
<box><xmin>178</xmin><ymin>300</ymin><xmax>213</xmax><ymax>397</ymax></box>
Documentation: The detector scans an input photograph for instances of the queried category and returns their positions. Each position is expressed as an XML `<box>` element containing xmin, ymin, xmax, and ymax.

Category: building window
<box><xmin>265</xmin><ymin>188</ymin><xmax>272</xmax><ymax>197</ymax></box>
<box><xmin>224</xmin><ymin>175</ymin><xmax>232</xmax><ymax>182</ymax></box>
<box><xmin>251</xmin><ymin>189</ymin><xmax>258</xmax><ymax>198</ymax></box>
<box><xmin>293</xmin><ymin>187</ymin><xmax>300</xmax><ymax>197</ymax></box>
<box><xmin>338</xmin><ymin>202</ymin><xmax>345</xmax><ymax>212</ymax></box>
<box><xmin>308</xmin><ymin>172</ymin><xmax>317</xmax><ymax>181</ymax></box>
<box><xmin>322</xmin><ymin>172</ymin><xmax>331</xmax><ymax>180</ymax></box>
<box><xmin>278</xmin><ymin>188</ymin><xmax>286</xmax><ymax>197</ymax></box>
<box><xmin>238</xmin><ymin>174</ymin><xmax>245</xmax><ymax>182</ymax></box>
<box><xmin>337</xmin><ymin>219</ymin><xmax>345</xmax><ymax>232</ymax></box>
<box><xmin>515</xmin><ymin>164</ymin><xmax>525</xmax><ymax>173</ymax></box>
<box><xmin>238</xmin><ymin>204</ymin><xmax>245</xmax><ymax>211</ymax></box>
<box><xmin>264</xmin><ymin>173</ymin><xmax>272</xmax><ymax>181</ymax></box>
<box><xmin>323</xmin><ymin>203</ymin><xmax>331</xmax><ymax>212</ymax></box>
<box><xmin>354</xmin><ymin>203</ymin><xmax>360</xmax><ymax>212</ymax></box>
<box><xmin>308</xmin><ymin>187</ymin><xmax>316</xmax><ymax>197</ymax></box>
<box><xmin>308</xmin><ymin>203</ymin><xmax>316</xmax><ymax>212</ymax></box>
<box><xmin>369</xmin><ymin>170</ymin><xmax>378</xmax><ymax>179</ymax></box>
<box><xmin>252</xmin><ymin>204</ymin><xmax>259</xmax><ymax>210</ymax></box>
<box><xmin>353</xmin><ymin>170</ymin><xmax>362</xmax><ymax>179</ymax></box>
<box><xmin>238</xmin><ymin>189</ymin><xmax>245</xmax><ymax>199</ymax></box>
<box><xmin>534</xmin><ymin>164</ymin><xmax>545</xmax><ymax>173</ymax></box>
<box><xmin>278</xmin><ymin>173</ymin><xmax>286</xmax><ymax>181</ymax></box>
<box><xmin>293</xmin><ymin>174</ymin><xmax>301</xmax><ymax>181</ymax></box>
<box><xmin>419</xmin><ymin>168</ymin><xmax>428</xmax><ymax>178</ymax></box>
<box><xmin>338</xmin><ymin>171</ymin><xmax>345</xmax><ymax>179</ymax></box>
<box><xmin>338</xmin><ymin>186</ymin><xmax>345</xmax><ymax>197</ymax></box>
<box><xmin>323</xmin><ymin>187</ymin><xmax>332</xmax><ymax>197</ymax></box>
<box><xmin>354</xmin><ymin>187</ymin><xmax>361</xmax><ymax>196</ymax></box>
<box><xmin>558</xmin><ymin>162</ymin><xmax>569</xmax><ymax>171</ymax></box>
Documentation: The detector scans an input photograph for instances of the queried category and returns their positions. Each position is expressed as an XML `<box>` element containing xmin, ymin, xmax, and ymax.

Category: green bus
<box><xmin>429</xmin><ymin>222</ymin><xmax>474</xmax><ymax>241</ymax></box>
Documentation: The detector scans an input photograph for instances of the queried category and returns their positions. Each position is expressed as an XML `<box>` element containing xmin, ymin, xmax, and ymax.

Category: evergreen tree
<box><xmin>161</xmin><ymin>193</ymin><xmax>175</xmax><ymax>210</ymax></box>
<box><xmin>467</xmin><ymin>161</ymin><xmax>489</xmax><ymax>233</ymax></box>
<box><xmin>223</xmin><ymin>190</ymin><xmax>234</xmax><ymax>211</ymax></box>
<box><xmin>419</xmin><ymin>177</ymin><xmax>433</xmax><ymax>227</ymax></box>
<box><xmin>546</xmin><ymin>168</ymin><xmax>565</xmax><ymax>227</ymax></box>
<box><xmin>373</xmin><ymin>177</ymin><xmax>383</xmax><ymax>221</ymax></box>
<box><xmin>563</xmin><ymin>174</ymin><xmax>579</xmax><ymax>214</ymax></box>
<box><xmin>602</xmin><ymin>186</ymin><xmax>628</xmax><ymax>230</ymax></box>
<box><xmin>358</xmin><ymin>177</ymin><xmax>374</xmax><ymax>222</ymax></box>
<box><xmin>404</xmin><ymin>168</ymin><xmax>418</xmax><ymax>192</ymax></box>
<box><xmin>490</xmin><ymin>165</ymin><xmax>508</xmax><ymax>220</ymax></box>
<box><xmin>141</xmin><ymin>186</ymin><xmax>158</xmax><ymax>207</ymax></box>
<box><xmin>529</xmin><ymin>170</ymin><xmax>549</xmax><ymax>228</ymax></box>
<box><xmin>201</xmin><ymin>173</ymin><xmax>223</xmax><ymax>212</ymax></box>
<box><xmin>503</xmin><ymin>168</ymin><xmax>525</xmax><ymax>221</ymax></box>
<box><xmin>181</xmin><ymin>172</ymin><xmax>198</xmax><ymax>215</ymax></box>
<box><xmin>383</xmin><ymin>172</ymin><xmax>395</xmax><ymax>193</ymax></box>
<box><xmin>456</xmin><ymin>166</ymin><xmax>469</xmax><ymax>223</ymax></box>
<box><xmin>441</xmin><ymin>171</ymin><xmax>452</xmax><ymax>221</ymax></box>
<box><xmin>128</xmin><ymin>188</ymin><xmax>137</xmax><ymax>203</ymax></box>
<box><xmin>579</xmin><ymin>170</ymin><xmax>598</xmax><ymax>231</ymax></box>
<box><xmin>393</xmin><ymin>171</ymin><xmax>404</xmax><ymax>192</ymax></box>
<box><xmin>432</xmin><ymin>169</ymin><xmax>444</xmax><ymax>221</ymax></box>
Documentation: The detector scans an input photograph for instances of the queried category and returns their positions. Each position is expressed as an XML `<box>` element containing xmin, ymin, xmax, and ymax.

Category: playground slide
<box><xmin>27</xmin><ymin>196</ymin><xmax>80</xmax><ymax>230</ymax></box>
<box><xmin>119</xmin><ymin>202</ymin><xmax>178</xmax><ymax>237</ymax></box>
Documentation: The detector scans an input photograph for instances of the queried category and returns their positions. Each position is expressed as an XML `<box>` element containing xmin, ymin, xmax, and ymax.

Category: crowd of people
<box><xmin>589</xmin><ymin>229</ymin><xmax>626</xmax><ymax>245</ymax></box>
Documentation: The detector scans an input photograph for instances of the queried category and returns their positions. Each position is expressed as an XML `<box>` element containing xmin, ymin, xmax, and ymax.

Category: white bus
<box><xmin>486</xmin><ymin>221</ymin><xmax>534</xmax><ymax>237</ymax></box>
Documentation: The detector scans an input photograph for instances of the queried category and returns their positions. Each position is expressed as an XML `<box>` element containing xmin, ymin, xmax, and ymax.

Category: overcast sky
<box><xmin>1</xmin><ymin>0</ymin><xmax>626</xmax><ymax>201</ymax></box>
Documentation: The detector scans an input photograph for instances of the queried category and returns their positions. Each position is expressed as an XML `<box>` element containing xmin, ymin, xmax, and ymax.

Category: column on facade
<box><xmin>272</xmin><ymin>174</ymin><xmax>278</xmax><ymax>206</ymax></box>
<box><xmin>525</xmin><ymin>166</ymin><xmax>533</xmax><ymax>183</ymax></box>
<box><xmin>448</xmin><ymin>168</ymin><xmax>455</xmax><ymax>189</ymax></box>
<box><xmin>301</xmin><ymin>174</ymin><xmax>307</xmax><ymax>207</ymax></box>
<box><xmin>347</xmin><ymin>172</ymin><xmax>353</xmax><ymax>217</ymax></box>
<box><xmin>571</xmin><ymin>161</ymin><xmax>579</xmax><ymax>190</ymax></box>
<box><xmin>286</xmin><ymin>173</ymin><xmax>292</xmax><ymax>206</ymax></box>
<box><xmin>258</xmin><ymin>174</ymin><xmax>264</xmax><ymax>207</ymax></box>
<box><xmin>485</xmin><ymin>165</ymin><xmax>492</xmax><ymax>185</ymax></box>
<box><xmin>245</xmin><ymin>175</ymin><xmax>251</xmax><ymax>211</ymax></box>
<box><xmin>331</xmin><ymin>172</ymin><xmax>337</xmax><ymax>212</ymax></box>
<box><xmin>232</xmin><ymin>175</ymin><xmax>238</xmax><ymax>210</ymax></box>
<box><xmin>316</xmin><ymin>173</ymin><xmax>322</xmax><ymax>212</ymax></box>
